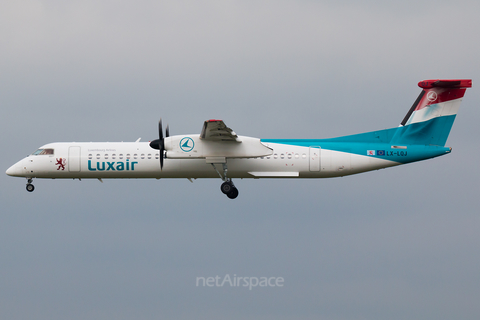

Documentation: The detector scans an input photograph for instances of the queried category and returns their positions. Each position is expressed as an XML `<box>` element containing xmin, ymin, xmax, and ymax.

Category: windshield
<box><xmin>32</xmin><ymin>148</ymin><xmax>54</xmax><ymax>155</ymax></box>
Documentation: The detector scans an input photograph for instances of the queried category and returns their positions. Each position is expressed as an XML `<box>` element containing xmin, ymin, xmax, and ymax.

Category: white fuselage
<box><xmin>7</xmin><ymin>136</ymin><xmax>400</xmax><ymax>180</ymax></box>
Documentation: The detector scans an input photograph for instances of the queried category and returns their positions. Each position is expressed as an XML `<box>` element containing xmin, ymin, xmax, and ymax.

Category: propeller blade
<box><xmin>149</xmin><ymin>118</ymin><xmax>167</xmax><ymax>170</ymax></box>
<box><xmin>158</xmin><ymin>118</ymin><xmax>163</xmax><ymax>140</ymax></box>
<box><xmin>160</xmin><ymin>141</ymin><xmax>164</xmax><ymax>170</ymax></box>
<box><xmin>166</xmin><ymin>124</ymin><xmax>170</xmax><ymax>138</ymax></box>
<box><xmin>159</xmin><ymin>119</ymin><xmax>165</xmax><ymax>170</ymax></box>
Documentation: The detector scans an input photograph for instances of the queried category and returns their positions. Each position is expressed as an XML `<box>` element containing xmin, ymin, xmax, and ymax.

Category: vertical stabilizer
<box><xmin>390</xmin><ymin>79</ymin><xmax>472</xmax><ymax>146</ymax></box>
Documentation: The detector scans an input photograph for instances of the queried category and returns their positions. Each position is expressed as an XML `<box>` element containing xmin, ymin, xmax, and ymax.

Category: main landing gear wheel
<box><xmin>220</xmin><ymin>181</ymin><xmax>238</xmax><ymax>199</ymax></box>
<box><xmin>212</xmin><ymin>163</ymin><xmax>239</xmax><ymax>199</ymax></box>
<box><xmin>226</xmin><ymin>187</ymin><xmax>239</xmax><ymax>199</ymax></box>
<box><xmin>221</xmin><ymin>181</ymin><xmax>234</xmax><ymax>194</ymax></box>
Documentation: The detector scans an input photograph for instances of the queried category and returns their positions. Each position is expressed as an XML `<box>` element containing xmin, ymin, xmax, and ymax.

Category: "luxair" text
<box><xmin>88</xmin><ymin>160</ymin><xmax>138</xmax><ymax>171</ymax></box>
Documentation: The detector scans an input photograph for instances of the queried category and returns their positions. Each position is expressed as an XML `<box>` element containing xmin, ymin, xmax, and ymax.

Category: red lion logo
<box><xmin>56</xmin><ymin>158</ymin><xmax>66</xmax><ymax>170</ymax></box>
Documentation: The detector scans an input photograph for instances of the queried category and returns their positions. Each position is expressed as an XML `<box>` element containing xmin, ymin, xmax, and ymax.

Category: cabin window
<box><xmin>112</xmin><ymin>154</ymin><xmax>116</xmax><ymax>159</ymax></box>
<box><xmin>280</xmin><ymin>154</ymin><xmax>284</xmax><ymax>159</ymax></box>
<box><xmin>273</xmin><ymin>153</ymin><xmax>278</xmax><ymax>159</ymax></box>
<box><xmin>147</xmin><ymin>154</ymin><xmax>151</xmax><ymax>159</ymax></box>
<box><xmin>295</xmin><ymin>153</ymin><xmax>299</xmax><ymax>159</ymax></box>
<box><xmin>302</xmin><ymin>153</ymin><xmax>307</xmax><ymax>159</ymax></box>
<box><xmin>119</xmin><ymin>154</ymin><xmax>124</xmax><ymax>159</ymax></box>
<box><xmin>126</xmin><ymin>154</ymin><xmax>131</xmax><ymax>159</ymax></box>
<box><xmin>88</xmin><ymin>154</ymin><xmax>92</xmax><ymax>159</ymax></box>
<box><xmin>105</xmin><ymin>154</ymin><xmax>109</xmax><ymax>159</ymax></box>
<box><xmin>155</xmin><ymin>153</ymin><xmax>159</xmax><ymax>160</ymax></box>
<box><xmin>32</xmin><ymin>148</ymin><xmax>54</xmax><ymax>155</ymax></box>
<box><xmin>287</xmin><ymin>153</ymin><xmax>292</xmax><ymax>159</ymax></box>
<box><xmin>96</xmin><ymin>154</ymin><xmax>101</xmax><ymax>159</ymax></box>
<box><xmin>133</xmin><ymin>153</ymin><xmax>138</xmax><ymax>159</ymax></box>
<box><xmin>141</xmin><ymin>154</ymin><xmax>145</xmax><ymax>159</ymax></box>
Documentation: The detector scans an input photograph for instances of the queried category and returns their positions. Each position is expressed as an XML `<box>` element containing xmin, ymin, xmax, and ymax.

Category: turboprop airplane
<box><xmin>6</xmin><ymin>79</ymin><xmax>472</xmax><ymax>199</ymax></box>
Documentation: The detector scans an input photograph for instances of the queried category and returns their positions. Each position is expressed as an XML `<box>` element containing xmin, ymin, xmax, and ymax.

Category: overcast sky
<box><xmin>1</xmin><ymin>1</ymin><xmax>480</xmax><ymax>319</ymax></box>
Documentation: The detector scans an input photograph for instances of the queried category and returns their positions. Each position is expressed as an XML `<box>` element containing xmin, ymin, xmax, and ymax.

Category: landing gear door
<box><xmin>309</xmin><ymin>146</ymin><xmax>320</xmax><ymax>172</ymax></box>
<box><xmin>68</xmin><ymin>146</ymin><xmax>81</xmax><ymax>172</ymax></box>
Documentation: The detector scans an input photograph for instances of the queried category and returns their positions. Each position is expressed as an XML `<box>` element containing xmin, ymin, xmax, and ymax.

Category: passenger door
<box><xmin>68</xmin><ymin>146</ymin><xmax>81</xmax><ymax>172</ymax></box>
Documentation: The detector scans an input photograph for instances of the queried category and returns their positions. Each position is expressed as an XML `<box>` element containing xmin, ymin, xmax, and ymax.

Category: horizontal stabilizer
<box><xmin>418</xmin><ymin>79</ymin><xmax>472</xmax><ymax>89</ymax></box>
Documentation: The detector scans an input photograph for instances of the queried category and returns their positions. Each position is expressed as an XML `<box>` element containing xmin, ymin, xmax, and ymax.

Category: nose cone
<box><xmin>6</xmin><ymin>161</ymin><xmax>23</xmax><ymax>177</ymax></box>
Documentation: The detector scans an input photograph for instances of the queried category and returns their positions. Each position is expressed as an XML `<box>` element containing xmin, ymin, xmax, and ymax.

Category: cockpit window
<box><xmin>32</xmin><ymin>148</ymin><xmax>54</xmax><ymax>155</ymax></box>
<box><xmin>32</xmin><ymin>149</ymin><xmax>42</xmax><ymax>155</ymax></box>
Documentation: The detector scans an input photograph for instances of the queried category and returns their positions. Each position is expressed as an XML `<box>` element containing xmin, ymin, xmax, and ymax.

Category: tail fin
<box><xmin>390</xmin><ymin>79</ymin><xmax>472</xmax><ymax>146</ymax></box>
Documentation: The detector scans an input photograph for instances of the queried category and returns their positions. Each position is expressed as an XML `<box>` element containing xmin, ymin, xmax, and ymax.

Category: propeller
<box><xmin>149</xmin><ymin>119</ymin><xmax>170</xmax><ymax>169</ymax></box>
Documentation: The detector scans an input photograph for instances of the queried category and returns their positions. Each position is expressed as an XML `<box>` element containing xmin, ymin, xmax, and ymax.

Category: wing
<box><xmin>200</xmin><ymin>119</ymin><xmax>240</xmax><ymax>142</ymax></box>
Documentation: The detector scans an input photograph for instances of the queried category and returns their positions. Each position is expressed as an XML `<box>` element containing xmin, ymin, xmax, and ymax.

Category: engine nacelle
<box><xmin>165</xmin><ymin>135</ymin><xmax>272</xmax><ymax>159</ymax></box>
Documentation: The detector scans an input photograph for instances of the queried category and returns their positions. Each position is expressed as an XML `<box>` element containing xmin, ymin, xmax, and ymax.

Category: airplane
<box><xmin>6</xmin><ymin>79</ymin><xmax>472</xmax><ymax>199</ymax></box>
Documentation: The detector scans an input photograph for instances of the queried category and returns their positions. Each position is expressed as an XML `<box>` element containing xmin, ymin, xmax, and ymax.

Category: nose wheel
<box><xmin>26</xmin><ymin>178</ymin><xmax>35</xmax><ymax>192</ymax></box>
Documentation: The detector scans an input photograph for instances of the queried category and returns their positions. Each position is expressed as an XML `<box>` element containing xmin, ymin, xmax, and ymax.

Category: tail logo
<box><xmin>56</xmin><ymin>158</ymin><xmax>66</xmax><ymax>170</ymax></box>
<box><xmin>427</xmin><ymin>91</ymin><xmax>437</xmax><ymax>102</ymax></box>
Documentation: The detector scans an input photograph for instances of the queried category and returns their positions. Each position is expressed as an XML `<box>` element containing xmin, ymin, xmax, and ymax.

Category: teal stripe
<box><xmin>261</xmin><ymin>114</ymin><xmax>456</xmax><ymax>164</ymax></box>
<box><xmin>390</xmin><ymin>115</ymin><xmax>456</xmax><ymax>146</ymax></box>
<box><xmin>260</xmin><ymin>139</ymin><xmax>451</xmax><ymax>164</ymax></box>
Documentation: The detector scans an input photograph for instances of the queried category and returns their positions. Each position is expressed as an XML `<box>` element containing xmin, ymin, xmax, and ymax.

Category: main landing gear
<box><xmin>211</xmin><ymin>162</ymin><xmax>239</xmax><ymax>199</ymax></box>
<box><xmin>221</xmin><ymin>180</ymin><xmax>239</xmax><ymax>199</ymax></box>
<box><xmin>26</xmin><ymin>178</ymin><xmax>35</xmax><ymax>192</ymax></box>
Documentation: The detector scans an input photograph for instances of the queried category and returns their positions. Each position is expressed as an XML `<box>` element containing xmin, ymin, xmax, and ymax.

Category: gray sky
<box><xmin>1</xmin><ymin>1</ymin><xmax>479</xmax><ymax>319</ymax></box>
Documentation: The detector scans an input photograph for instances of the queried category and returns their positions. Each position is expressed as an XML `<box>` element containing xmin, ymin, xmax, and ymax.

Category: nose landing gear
<box><xmin>26</xmin><ymin>178</ymin><xmax>35</xmax><ymax>192</ymax></box>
